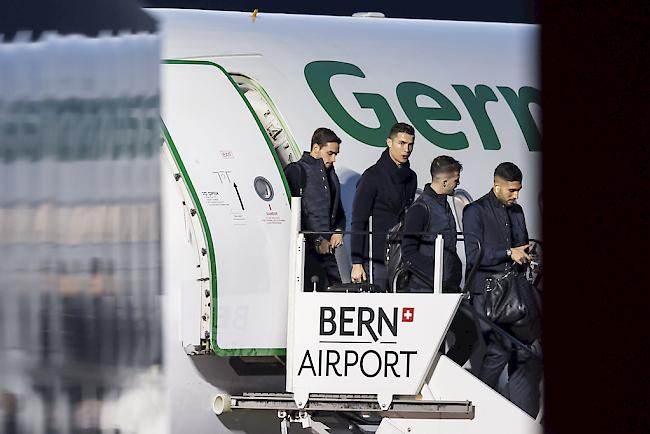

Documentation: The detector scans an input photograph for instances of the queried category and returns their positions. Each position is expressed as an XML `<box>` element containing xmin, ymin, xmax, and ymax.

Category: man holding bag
<box><xmin>463</xmin><ymin>162</ymin><xmax>541</xmax><ymax>417</ymax></box>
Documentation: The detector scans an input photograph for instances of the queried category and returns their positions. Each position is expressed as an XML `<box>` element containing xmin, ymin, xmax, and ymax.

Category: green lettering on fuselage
<box><xmin>397</xmin><ymin>81</ymin><xmax>469</xmax><ymax>150</ymax></box>
<box><xmin>304</xmin><ymin>60</ymin><xmax>541</xmax><ymax>152</ymax></box>
<box><xmin>497</xmin><ymin>86</ymin><xmax>541</xmax><ymax>151</ymax></box>
<box><xmin>453</xmin><ymin>84</ymin><xmax>501</xmax><ymax>150</ymax></box>
<box><xmin>304</xmin><ymin>61</ymin><xmax>397</xmax><ymax>148</ymax></box>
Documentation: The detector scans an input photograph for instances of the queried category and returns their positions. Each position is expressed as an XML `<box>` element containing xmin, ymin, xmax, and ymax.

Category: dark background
<box><xmin>140</xmin><ymin>0</ymin><xmax>539</xmax><ymax>23</ymax></box>
<box><xmin>1</xmin><ymin>0</ymin><xmax>538</xmax><ymax>39</ymax></box>
<box><xmin>541</xmin><ymin>2</ymin><xmax>650</xmax><ymax>434</ymax></box>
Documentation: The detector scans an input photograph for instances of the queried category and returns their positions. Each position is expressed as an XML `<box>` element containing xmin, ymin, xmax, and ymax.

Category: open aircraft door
<box><xmin>161</xmin><ymin>60</ymin><xmax>291</xmax><ymax>356</ymax></box>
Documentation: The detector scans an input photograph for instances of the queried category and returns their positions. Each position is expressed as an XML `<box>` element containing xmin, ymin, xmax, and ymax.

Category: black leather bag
<box><xmin>327</xmin><ymin>282</ymin><xmax>384</xmax><ymax>293</ymax></box>
<box><xmin>385</xmin><ymin>201</ymin><xmax>430</xmax><ymax>292</ymax></box>
<box><xmin>484</xmin><ymin>264</ymin><xmax>541</xmax><ymax>343</ymax></box>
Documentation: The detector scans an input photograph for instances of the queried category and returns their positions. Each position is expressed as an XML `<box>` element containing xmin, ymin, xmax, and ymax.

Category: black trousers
<box><xmin>472</xmin><ymin>292</ymin><xmax>542</xmax><ymax>417</ymax></box>
<box><xmin>445</xmin><ymin>304</ymin><xmax>478</xmax><ymax>367</ymax></box>
<box><xmin>304</xmin><ymin>248</ymin><xmax>341</xmax><ymax>291</ymax></box>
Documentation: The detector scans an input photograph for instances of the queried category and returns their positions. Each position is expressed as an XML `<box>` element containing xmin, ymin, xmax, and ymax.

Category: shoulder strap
<box><xmin>421</xmin><ymin>201</ymin><xmax>431</xmax><ymax>232</ymax></box>
<box><xmin>409</xmin><ymin>199</ymin><xmax>430</xmax><ymax>232</ymax></box>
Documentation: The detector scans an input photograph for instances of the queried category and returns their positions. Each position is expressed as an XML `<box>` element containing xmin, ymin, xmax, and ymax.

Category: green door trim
<box><xmin>164</xmin><ymin>59</ymin><xmax>291</xmax><ymax>199</ymax></box>
<box><xmin>162</xmin><ymin>59</ymin><xmax>288</xmax><ymax>356</ymax></box>
<box><xmin>231</xmin><ymin>73</ymin><xmax>302</xmax><ymax>159</ymax></box>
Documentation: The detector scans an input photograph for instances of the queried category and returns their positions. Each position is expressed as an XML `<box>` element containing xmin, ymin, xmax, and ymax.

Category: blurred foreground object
<box><xmin>0</xmin><ymin>4</ymin><xmax>164</xmax><ymax>432</ymax></box>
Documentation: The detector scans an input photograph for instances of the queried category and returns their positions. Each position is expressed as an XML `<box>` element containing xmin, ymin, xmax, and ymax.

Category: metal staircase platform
<box><xmin>214</xmin><ymin>392</ymin><xmax>474</xmax><ymax>419</ymax></box>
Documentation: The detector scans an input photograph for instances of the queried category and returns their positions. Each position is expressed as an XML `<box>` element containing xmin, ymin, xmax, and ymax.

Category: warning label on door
<box><xmin>262</xmin><ymin>210</ymin><xmax>286</xmax><ymax>225</ymax></box>
<box><xmin>201</xmin><ymin>191</ymin><xmax>228</xmax><ymax>207</ymax></box>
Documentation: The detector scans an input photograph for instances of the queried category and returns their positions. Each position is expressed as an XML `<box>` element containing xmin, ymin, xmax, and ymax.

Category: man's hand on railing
<box><xmin>351</xmin><ymin>263</ymin><xmax>367</xmax><ymax>283</ymax></box>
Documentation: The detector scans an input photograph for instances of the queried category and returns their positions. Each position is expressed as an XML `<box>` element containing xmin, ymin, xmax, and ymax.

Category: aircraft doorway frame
<box><xmin>161</xmin><ymin>59</ymin><xmax>292</xmax><ymax>357</ymax></box>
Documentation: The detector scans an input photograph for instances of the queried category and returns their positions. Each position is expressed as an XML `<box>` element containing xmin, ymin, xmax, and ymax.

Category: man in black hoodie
<box><xmin>350</xmin><ymin>123</ymin><xmax>417</xmax><ymax>291</ymax></box>
<box><xmin>285</xmin><ymin>128</ymin><xmax>346</xmax><ymax>291</ymax></box>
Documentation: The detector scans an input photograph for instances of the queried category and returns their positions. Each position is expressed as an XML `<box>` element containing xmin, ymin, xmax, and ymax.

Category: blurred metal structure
<box><xmin>0</xmin><ymin>27</ymin><xmax>164</xmax><ymax>433</ymax></box>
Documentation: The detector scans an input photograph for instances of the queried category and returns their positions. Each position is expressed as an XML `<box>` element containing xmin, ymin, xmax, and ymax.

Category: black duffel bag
<box><xmin>327</xmin><ymin>282</ymin><xmax>384</xmax><ymax>293</ymax></box>
<box><xmin>484</xmin><ymin>263</ymin><xmax>541</xmax><ymax>344</ymax></box>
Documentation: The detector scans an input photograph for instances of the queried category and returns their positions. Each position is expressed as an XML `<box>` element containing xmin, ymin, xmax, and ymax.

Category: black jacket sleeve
<box><xmin>512</xmin><ymin>206</ymin><xmax>529</xmax><ymax>248</ymax></box>
<box><xmin>401</xmin><ymin>204</ymin><xmax>434</xmax><ymax>275</ymax></box>
<box><xmin>284</xmin><ymin>163</ymin><xmax>302</xmax><ymax>197</ymax></box>
<box><xmin>350</xmin><ymin>172</ymin><xmax>378</xmax><ymax>264</ymax></box>
<box><xmin>463</xmin><ymin>204</ymin><xmax>508</xmax><ymax>268</ymax></box>
<box><xmin>284</xmin><ymin>163</ymin><xmax>320</xmax><ymax>246</ymax></box>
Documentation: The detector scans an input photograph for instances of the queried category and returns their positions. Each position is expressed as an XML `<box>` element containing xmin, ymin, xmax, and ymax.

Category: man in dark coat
<box><xmin>401</xmin><ymin>155</ymin><xmax>463</xmax><ymax>292</ymax></box>
<box><xmin>350</xmin><ymin>123</ymin><xmax>417</xmax><ymax>291</ymax></box>
<box><xmin>285</xmin><ymin>128</ymin><xmax>346</xmax><ymax>291</ymax></box>
<box><xmin>463</xmin><ymin>162</ymin><xmax>541</xmax><ymax>417</ymax></box>
<box><xmin>401</xmin><ymin>155</ymin><xmax>475</xmax><ymax>366</ymax></box>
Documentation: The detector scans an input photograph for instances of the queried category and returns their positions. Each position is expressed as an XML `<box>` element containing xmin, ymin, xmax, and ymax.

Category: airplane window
<box><xmin>254</xmin><ymin>176</ymin><xmax>274</xmax><ymax>201</ymax></box>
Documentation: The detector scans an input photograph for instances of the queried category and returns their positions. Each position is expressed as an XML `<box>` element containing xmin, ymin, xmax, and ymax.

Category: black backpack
<box><xmin>385</xmin><ymin>200</ymin><xmax>430</xmax><ymax>292</ymax></box>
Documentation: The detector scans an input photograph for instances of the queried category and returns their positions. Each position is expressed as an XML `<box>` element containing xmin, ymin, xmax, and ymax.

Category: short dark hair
<box><xmin>430</xmin><ymin>155</ymin><xmax>462</xmax><ymax>178</ymax></box>
<box><xmin>311</xmin><ymin>127</ymin><xmax>341</xmax><ymax>148</ymax></box>
<box><xmin>494</xmin><ymin>162</ymin><xmax>523</xmax><ymax>182</ymax></box>
<box><xmin>388</xmin><ymin>122</ymin><xmax>415</xmax><ymax>139</ymax></box>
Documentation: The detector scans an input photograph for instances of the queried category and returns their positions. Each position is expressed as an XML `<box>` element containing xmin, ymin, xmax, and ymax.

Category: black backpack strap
<box><xmin>408</xmin><ymin>199</ymin><xmax>430</xmax><ymax>232</ymax></box>
<box><xmin>421</xmin><ymin>201</ymin><xmax>431</xmax><ymax>232</ymax></box>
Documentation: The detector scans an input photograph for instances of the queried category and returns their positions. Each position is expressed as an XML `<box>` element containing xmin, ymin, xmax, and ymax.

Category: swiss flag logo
<box><xmin>402</xmin><ymin>307</ymin><xmax>415</xmax><ymax>322</ymax></box>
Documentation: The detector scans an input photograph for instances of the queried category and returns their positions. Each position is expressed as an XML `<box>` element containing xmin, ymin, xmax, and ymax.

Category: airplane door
<box><xmin>161</xmin><ymin>60</ymin><xmax>290</xmax><ymax>355</ymax></box>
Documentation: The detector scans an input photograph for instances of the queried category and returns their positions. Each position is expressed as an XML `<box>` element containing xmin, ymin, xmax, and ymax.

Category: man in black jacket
<box><xmin>285</xmin><ymin>128</ymin><xmax>346</xmax><ymax>291</ymax></box>
<box><xmin>350</xmin><ymin>123</ymin><xmax>417</xmax><ymax>291</ymax></box>
<box><xmin>463</xmin><ymin>162</ymin><xmax>541</xmax><ymax>417</ymax></box>
<box><xmin>401</xmin><ymin>155</ymin><xmax>463</xmax><ymax>292</ymax></box>
<box><xmin>401</xmin><ymin>156</ymin><xmax>475</xmax><ymax>366</ymax></box>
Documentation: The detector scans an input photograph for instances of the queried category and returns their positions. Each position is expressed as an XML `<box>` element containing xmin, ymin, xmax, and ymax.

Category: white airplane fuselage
<box><xmin>153</xmin><ymin>8</ymin><xmax>541</xmax><ymax>433</ymax></box>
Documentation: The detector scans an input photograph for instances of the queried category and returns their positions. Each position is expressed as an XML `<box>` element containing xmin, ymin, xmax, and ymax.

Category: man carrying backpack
<box><xmin>400</xmin><ymin>156</ymin><xmax>476</xmax><ymax>367</ymax></box>
<box><xmin>350</xmin><ymin>123</ymin><xmax>417</xmax><ymax>291</ymax></box>
<box><xmin>401</xmin><ymin>155</ymin><xmax>463</xmax><ymax>292</ymax></box>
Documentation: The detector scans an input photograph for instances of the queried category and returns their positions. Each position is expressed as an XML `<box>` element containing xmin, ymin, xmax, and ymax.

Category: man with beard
<box><xmin>285</xmin><ymin>127</ymin><xmax>345</xmax><ymax>291</ymax></box>
<box><xmin>463</xmin><ymin>162</ymin><xmax>541</xmax><ymax>417</ymax></box>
